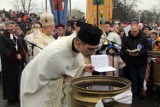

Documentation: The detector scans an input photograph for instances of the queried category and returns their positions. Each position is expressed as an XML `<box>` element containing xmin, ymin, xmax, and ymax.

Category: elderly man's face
<box><xmin>47</xmin><ymin>25</ymin><xmax>55</xmax><ymax>35</ymax></box>
<box><xmin>131</xmin><ymin>30</ymin><xmax>139</xmax><ymax>37</ymax></box>
<box><xmin>42</xmin><ymin>25</ymin><xmax>55</xmax><ymax>36</ymax></box>
<box><xmin>130</xmin><ymin>26</ymin><xmax>139</xmax><ymax>37</ymax></box>
<box><xmin>6</xmin><ymin>24</ymin><xmax>15</xmax><ymax>33</ymax></box>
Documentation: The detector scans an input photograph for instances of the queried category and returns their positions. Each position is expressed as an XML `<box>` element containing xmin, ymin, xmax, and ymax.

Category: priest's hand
<box><xmin>84</xmin><ymin>64</ymin><xmax>94</xmax><ymax>72</ymax></box>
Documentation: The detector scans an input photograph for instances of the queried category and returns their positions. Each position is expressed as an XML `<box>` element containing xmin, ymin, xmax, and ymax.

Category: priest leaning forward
<box><xmin>34</xmin><ymin>12</ymin><xmax>55</xmax><ymax>56</ymax></box>
<box><xmin>20</xmin><ymin>22</ymin><xmax>102</xmax><ymax>107</ymax></box>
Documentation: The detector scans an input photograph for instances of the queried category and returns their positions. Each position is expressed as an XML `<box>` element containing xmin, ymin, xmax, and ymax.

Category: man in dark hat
<box><xmin>20</xmin><ymin>22</ymin><xmax>102</xmax><ymax>107</ymax></box>
<box><xmin>142</xmin><ymin>26</ymin><xmax>152</xmax><ymax>37</ymax></box>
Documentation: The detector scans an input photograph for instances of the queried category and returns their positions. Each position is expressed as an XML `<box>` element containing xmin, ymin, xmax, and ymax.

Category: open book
<box><xmin>127</xmin><ymin>44</ymin><xmax>143</xmax><ymax>53</ymax></box>
<box><xmin>127</xmin><ymin>49</ymin><xmax>140</xmax><ymax>53</ymax></box>
<box><xmin>91</xmin><ymin>55</ymin><xmax>116</xmax><ymax>72</ymax></box>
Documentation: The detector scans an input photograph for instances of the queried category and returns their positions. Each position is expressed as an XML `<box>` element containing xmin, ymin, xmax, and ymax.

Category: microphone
<box><xmin>18</xmin><ymin>36</ymin><xmax>43</xmax><ymax>50</ymax></box>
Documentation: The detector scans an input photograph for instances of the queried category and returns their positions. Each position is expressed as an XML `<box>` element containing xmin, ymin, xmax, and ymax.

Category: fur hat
<box><xmin>149</xmin><ymin>30</ymin><xmax>158</xmax><ymax>36</ymax></box>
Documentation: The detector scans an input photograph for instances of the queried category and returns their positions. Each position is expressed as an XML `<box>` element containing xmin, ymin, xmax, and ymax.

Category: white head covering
<box><xmin>40</xmin><ymin>12</ymin><xmax>54</xmax><ymax>27</ymax></box>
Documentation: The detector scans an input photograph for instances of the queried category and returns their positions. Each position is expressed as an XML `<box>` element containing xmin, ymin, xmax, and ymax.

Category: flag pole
<box><xmin>96</xmin><ymin>0</ymin><xmax>99</xmax><ymax>27</ymax></box>
<box><xmin>69</xmin><ymin>0</ymin><xmax>71</xmax><ymax>17</ymax></box>
<box><xmin>57</xmin><ymin>0</ymin><xmax>60</xmax><ymax>24</ymax></box>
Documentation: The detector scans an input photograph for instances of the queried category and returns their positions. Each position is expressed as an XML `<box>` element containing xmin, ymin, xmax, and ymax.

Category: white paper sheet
<box><xmin>91</xmin><ymin>55</ymin><xmax>116</xmax><ymax>72</ymax></box>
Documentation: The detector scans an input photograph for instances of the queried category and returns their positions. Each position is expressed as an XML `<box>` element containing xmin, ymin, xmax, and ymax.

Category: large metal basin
<box><xmin>70</xmin><ymin>76</ymin><xmax>131</xmax><ymax>107</ymax></box>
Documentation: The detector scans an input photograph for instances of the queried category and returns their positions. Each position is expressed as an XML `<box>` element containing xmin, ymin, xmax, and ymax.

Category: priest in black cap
<box><xmin>20</xmin><ymin>22</ymin><xmax>102</xmax><ymax>107</ymax></box>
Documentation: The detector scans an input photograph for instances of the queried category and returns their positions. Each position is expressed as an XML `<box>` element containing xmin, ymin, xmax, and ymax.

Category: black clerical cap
<box><xmin>77</xmin><ymin>22</ymin><xmax>102</xmax><ymax>45</ymax></box>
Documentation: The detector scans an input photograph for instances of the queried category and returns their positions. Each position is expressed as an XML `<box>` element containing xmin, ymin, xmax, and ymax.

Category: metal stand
<box><xmin>18</xmin><ymin>36</ymin><xmax>43</xmax><ymax>58</ymax></box>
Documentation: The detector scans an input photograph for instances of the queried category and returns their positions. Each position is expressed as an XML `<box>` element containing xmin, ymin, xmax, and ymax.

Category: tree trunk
<box><xmin>21</xmin><ymin>0</ymin><xmax>26</xmax><ymax>12</ymax></box>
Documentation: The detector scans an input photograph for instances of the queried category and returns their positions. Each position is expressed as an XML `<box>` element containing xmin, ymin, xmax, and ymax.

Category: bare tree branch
<box><xmin>20</xmin><ymin>0</ymin><xmax>26</xmax><ymax>12</ymax></box>
<box><xmin>28</xmin><ymin>0</ymin><xmax>38</xmax><ymax>12</ymax></box>
<box><xmin>9</xmin><ymin>0</ymin><xmax>38</xmax><ymax>13</ymax></box>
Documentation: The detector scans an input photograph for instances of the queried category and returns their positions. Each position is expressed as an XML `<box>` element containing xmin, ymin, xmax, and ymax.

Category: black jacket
<box><xmin>122</xmin><ymin>30</ymin><xmax>149</xmax><ymax>66</ymax></box>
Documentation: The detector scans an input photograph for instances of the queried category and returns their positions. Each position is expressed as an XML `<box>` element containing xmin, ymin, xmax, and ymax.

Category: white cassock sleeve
<box><xmin>21</xmin><ymin>51</ymin><xmax>65</xmax><ymax>94</ymax></box>
<box><xmin>20</xmin><ymin>51</ymin><xmax>67</xmax><ymax>107</ymax></box>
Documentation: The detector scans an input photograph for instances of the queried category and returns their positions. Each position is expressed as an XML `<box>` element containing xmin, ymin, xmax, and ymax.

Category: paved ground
<box><xmin>0</xmin><ymin>81</ymin><xmax>20</xmax><ymax>107</ymax></box>
<box><xmin>132</xmin><ymin>90</ymin><xmax>160</xmax><ymax>107</ymax></box>
<box><xmin>0</xmin><ymin>81</ymin><xmax>160</xmax><ymax>107</ymax></box>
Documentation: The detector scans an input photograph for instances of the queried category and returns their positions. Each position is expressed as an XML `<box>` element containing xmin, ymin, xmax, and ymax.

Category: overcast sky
<box><xmin>137</xmin><ymin>0</ymin><xmax>160</xmax><ymax>10</ymax></box>
<box><xmin>0</xmin><ymin>0</ymin><xmax>160</xmax><ymax>12</ymax></box>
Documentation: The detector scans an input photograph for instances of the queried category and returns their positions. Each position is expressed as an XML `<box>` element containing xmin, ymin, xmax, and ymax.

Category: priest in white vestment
<box><xmin>20</xmin><ymin>22</ymin><xmax>102</xmax><ymax>107</ymax></box>
<box><xmin>34</xmin><ymin>12</ymin><xmax>55</xmax><ymax>56</ymax></box>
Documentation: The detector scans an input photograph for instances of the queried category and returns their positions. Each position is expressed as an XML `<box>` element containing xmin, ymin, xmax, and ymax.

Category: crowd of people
<box><xmin>0</xmin><ymin>9</ymin><xmax>160</xmax><ymax>107</ymax></box>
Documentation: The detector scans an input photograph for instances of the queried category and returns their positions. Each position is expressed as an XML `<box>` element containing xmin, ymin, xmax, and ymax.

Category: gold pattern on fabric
<box><xmin>45</xmin><ymin>78</ymin><xmax>63</xmax><ymax>107</ymax></box>
<box><xmin>45</xmin><ymin>36</ymin><xmax>85</xmax><ymax>107</ymax></box>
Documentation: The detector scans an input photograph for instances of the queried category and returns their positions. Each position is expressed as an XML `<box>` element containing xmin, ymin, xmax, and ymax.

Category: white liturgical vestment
<box><xmin>20</xmin><ymin>35</ymin><xmax>85</xmax><ymax>107</ymax></box>
<box><xmin>34</xmin><ymin>32</ymin><xmax>55</xmax><ymax>55</ymax></box>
